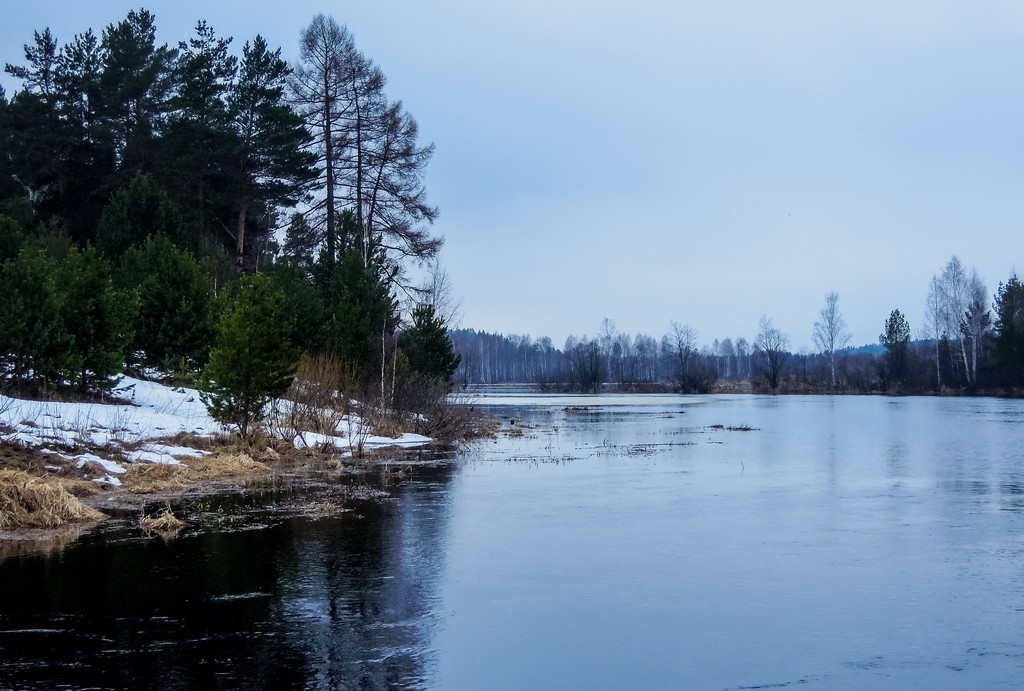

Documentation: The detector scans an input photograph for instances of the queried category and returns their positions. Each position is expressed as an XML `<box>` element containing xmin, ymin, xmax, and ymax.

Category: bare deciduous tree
<box><xmin>960</xmin><ymin>270</ymin><xmax>990</xmax><ymax>386</ymax></box>
<box><xmin>922</xmin><ymin>274</ymin><xmax>946</xmax><ymax>389</ymax></box>
<box><xmin>663</xmin><ymin>321</ymin><xmax>697</xmax><ymax>391</ymax></box>
<box><xmin>940</xmin><ymin>256</ymin><xmax>970</xmax><ymax>383</ymax></box>
<box><xmin>290</xmin><ymin>14</ymin><xmax>439</xmax><ymax>274</ymax></box>
<box><xmin>755</xmin><ymin>315</ymin><xmax>789</xmax><ymax>391</ymax></box>
<box><xmin>812</xmin><ymin>291</ymin><xmax>851</xmax><ymax>390</ymax></box>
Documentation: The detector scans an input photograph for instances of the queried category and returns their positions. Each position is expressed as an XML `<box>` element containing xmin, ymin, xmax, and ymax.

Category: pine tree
<box><xmin>991</xmin><ymin>275</ymin><xmax>1024</xmax><ymax>386</ymax></box>
<box><xmin>399</xmin><ymin>303</ymin><xmax>460</xmax><ymax>387</ymax></box>
<box><xmin>0</xmin><ymin>247</ymin><xmax>70</xmax><ymax>392</ymax></box>
<box><xmin>57</xmin><ymin>245</ymin><xmax>135</xmax><ymax>394</ymax></box>
<box><xmin>118</xmin><ymin>233</ymin><xmax>215</xmax><ymax>372</ymax></box>
<box><xmin>201</xmin><ymin>273</ymin><xmax>297</xmax><ymax>437</ymax></box>
<box><xmin>100</xmin><ymin>9</ymin><xmax>176</xmax><ymax>176</ymax></box>
<box><xmin>96</xmin><ymin>173</ymin><xmax>187</xmax><ymax>258</ymax></box>
<box><xmin>227</xmin><ymin>35</ymin><xmax>314</xmax><ymax>268</ymax></box>
<box><xmin>161</xmin><ymin>21</ymin><xmax>237</xmax><ymax>248</ymax></box>
<box><xmin>322</xmin><ymin>250</ymin><xmax>397</xmax><ymax>383</ymax></box>
<box><xmin>879</xmin><ymin>309</ymin><xmax>911</xmax><ymax>390</ymax></box>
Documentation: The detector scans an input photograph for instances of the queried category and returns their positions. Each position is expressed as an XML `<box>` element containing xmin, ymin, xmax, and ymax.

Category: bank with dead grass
<box><xmin>0</xmin><ymin>470</ymin><xmax>106</xmax><ymax>530</ymax></box>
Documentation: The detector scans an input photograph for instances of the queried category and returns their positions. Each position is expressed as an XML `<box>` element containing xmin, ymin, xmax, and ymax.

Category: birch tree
<box><xmin>940</xmin><ymin>256</ymin><xmax>970</xmax><ymax>383</ymax></box>
<box><xmin>959</xmin><ymin>270</ymin><xmax>990</xmax><ymax>386</ymax></box>
<box><xmin>922</xmin><ymin>275</ymin><xmax>946</xmax><ymax>388</ymax></box>
<box><xmin>811</xmin><ymin>291</ymin><xmax>851</xmax><ymax>389</ymax></box>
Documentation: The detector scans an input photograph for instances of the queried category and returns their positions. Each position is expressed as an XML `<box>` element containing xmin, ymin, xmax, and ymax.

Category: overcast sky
<box><xmin>3</xmin><ymin>1</ymin><xmax>1022</xmax><ymax>349</ymax></box>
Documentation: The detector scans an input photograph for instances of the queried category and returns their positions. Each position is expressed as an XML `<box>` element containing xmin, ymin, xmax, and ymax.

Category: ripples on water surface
<box><xmin>2</xmin><ymin>394</ymin><xmax>1024</xmax><ymax>689</ymax></box>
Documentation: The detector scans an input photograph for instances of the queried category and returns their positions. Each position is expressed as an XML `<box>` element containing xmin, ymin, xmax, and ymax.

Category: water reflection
<box><xmin>4</xmin><ymin>395</ymin><xmax>1024</xmax><ymax>688</ymax></box>
<box><xmin>0</xmin><ymin>464</ymin><xmax>457</xmax><ymax>689</ymax></box>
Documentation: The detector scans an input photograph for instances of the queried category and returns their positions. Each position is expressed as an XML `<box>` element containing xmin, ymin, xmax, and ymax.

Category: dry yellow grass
<box><xmin>121</xmin><ymin>453</ymin><xmax>269</xmax><ymax>494</ymax></box>
<box><xmin>0</xmin><ymin>470</ymin><xmax>106</xmax><ymax>530</ymax></box>
<box><xmin>121</xmin><ymin>463</ymin><xmax>189</xmax><ymax>494</ymax></box>
<box><xmin>140</xmin><ymin>508</ymin><xmax>185</xmax><ymax>535</ymax></box>
<box><xmin>184</xmin><ymin>453</ymin><xmax>269</xmax><ymax>479</ymax></box>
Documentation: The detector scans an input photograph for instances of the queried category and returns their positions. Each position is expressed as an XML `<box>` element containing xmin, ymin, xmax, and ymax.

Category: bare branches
<box><xmin>812</xmin><ymin>292</ymin><xmax>850</xmax><ymax>389</ymax></box>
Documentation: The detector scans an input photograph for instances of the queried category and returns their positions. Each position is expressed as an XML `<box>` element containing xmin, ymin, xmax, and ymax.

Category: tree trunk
<box><xmin>235</xmin><ymin>200</ymin><xmax>248</xmax><ymax>268</ymax></box>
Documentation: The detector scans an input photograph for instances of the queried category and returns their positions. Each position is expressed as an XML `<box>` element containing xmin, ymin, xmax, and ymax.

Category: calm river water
<box><xmin>2</xmin><ymin>393</ymin><xmax>1024</xmax><ymax>689</ymax></box>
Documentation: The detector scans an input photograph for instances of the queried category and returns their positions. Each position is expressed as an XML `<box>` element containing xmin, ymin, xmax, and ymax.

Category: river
<box><xmin>2</xmin><ymin>393</ymin><xmax>1023</xmax><ymax>689</ymax></box>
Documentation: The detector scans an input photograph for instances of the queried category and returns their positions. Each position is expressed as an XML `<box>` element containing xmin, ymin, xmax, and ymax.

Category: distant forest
<box><xmin>452</xmin><ymin>258</ymin><xmax>1024</xmax><ymax>396</ymax></box>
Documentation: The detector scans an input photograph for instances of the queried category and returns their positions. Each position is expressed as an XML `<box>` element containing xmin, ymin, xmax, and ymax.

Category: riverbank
<box><xmin>0</xmin><ymin>375</ymin><xmax>489</xmax><ymax>542</ymax></box>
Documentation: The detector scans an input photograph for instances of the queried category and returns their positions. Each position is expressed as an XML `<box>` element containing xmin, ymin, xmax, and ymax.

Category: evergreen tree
<box><xmin>100</xmin><ymin>9</ymin><xmax>176</xmax><ymax>176</ymax></box>
<box><xmin>0</xmin><ymin>247</ymin><xmax>70</xmax><ymax>392</ymax></box>
<box><xmin>53</xmin><ymin>29</ymin><xmax>115</xmax><ymax>243</ymax></box>
<box><xmin>118</xmin><ymin>233</ymin><xmax>216</xmax><ymax>372</ymax></box>
<box><xmin>322</xmin><ymin>250</ymin><xmax>397</xmax><ymax>383</ymax></box>
<box><xmin>264</xmin><ymin>261</ymin><xmax>328</xmax><ymax>354</ymax></box>
<box><xmin>96</xmin><ymin>173</ymin><xmax>186</xmax><ymax>257</ymax></box>
<box><xmin>0</xmin><ymin>215</ymin><xmax>26</xmax><ymax>262</ymax></box>
<box><xmin>57</xmin><ymin>245</ymin><xmax>135</xmax><ymax>394</ymax></box>
<box><xmin>879</xmin><ymin>308</ymin><xmax>911</xmax><ymax>390</ymax></box>
<box><xmin>201</xmin><ymin>273</ymin><xmax>297</xmax><ymax>437</ymax></box>
<box><xmin>161</xmin><ymin>21</ymin><xmax>237</xmax><ymax>248</ymax></box>
<box><xmin>227</xmin><ymin>35</ymin><xmax>315</xmax><ymax>267</ymax></box>
<box><xmin>399</xmin><ymin>303</ymin><xmax>461</xmax><ymax>387</ymax></box>
<box><xmin>991</xmin><ymin>275</ymin><xmax>1024</xmax><ymax>386</ymax></box>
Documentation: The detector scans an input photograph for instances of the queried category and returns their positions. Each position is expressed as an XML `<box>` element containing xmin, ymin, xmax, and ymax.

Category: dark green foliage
<box><xmin>96</xmin><ymin>173</ymin><xmax>186</xmax><ymax>258</ymax></box>
<box><xmin>118</xmin><ymin>233</ymin><xmax>215</xmax><ymax>372</ymax></box>
<box><xmin>160</xmin><ymin>21</ymin><xmax>237</xmax><ymax>248</ymax></box>
<box><xmin>201</xmin><ymin>273</ymin><xmax>297</xmax><ymax>437</ymax></box>
<box><xmin>322</xmin><ymin>251</ymin><xmax>398</xmax><ymax>382</ymax></box>
<box><xmin>99</xmin><ymin>9</ymin><xmax>176</xmax><ymax>176</ymax></box>
<box><xmin>264</xmin><ymin>262</ymin><xmax>327</xmax><ymax>354</ymax></box>
<box><xmin>991</xmin><ymin>275</ymin><xmax>1024</xmax><ymax>386</ymax></box>
<box><xmin>0</xmin><ymin>215</ymin><xmax>26</xmax><ymax>262</ymax></box>
<box><xmin>0</xmin><ymin>248</ymin><xmax>69</xmax><ymax>392</ymax></box>
<box><xmin>57</xmin><ymin>245</ymin><xmax>136</xmax><ymax>394</ymax></box>
<box><xmin>879</xmin><ymin>309</ymin><xmax>911</xmax><ymax>389</ymax></box>
<box><xmin>227</xmin><ymin>35</ymin><xmax>315</xmax><ymax>267</ymax></box>
<box><xmin>399</xmin><ymin>304</ymin><xmax>461</xmax><ymax>387</ymax></box>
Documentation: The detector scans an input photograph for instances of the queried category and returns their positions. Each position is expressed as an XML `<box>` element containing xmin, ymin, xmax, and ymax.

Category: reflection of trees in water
<box><xmin>270</xmin><ymin>462</ymin><xmax>458</xmax><ymax>688</ymax></box>
<box><xmin>0</xmin><ymin>463</ymin><xmax>458</xmax><ymax>689</ymax></box>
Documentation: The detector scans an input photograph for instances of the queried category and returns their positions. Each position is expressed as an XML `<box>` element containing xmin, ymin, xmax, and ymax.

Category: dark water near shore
<box><xmin>2</xmin><ymin>394</ymin><xmax>1024</xmax><ymax>689</ymax></box>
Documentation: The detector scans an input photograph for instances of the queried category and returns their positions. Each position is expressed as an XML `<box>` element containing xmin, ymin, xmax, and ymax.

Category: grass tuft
<box><xmin>0</xmin><ymin>470</ymin><xmax>106</xmax><ymax>530</ymax></box>
<box><xmin>140</xmin><ymin>507</ymin><xmax>185</xmax><ymax>535</ymax></box>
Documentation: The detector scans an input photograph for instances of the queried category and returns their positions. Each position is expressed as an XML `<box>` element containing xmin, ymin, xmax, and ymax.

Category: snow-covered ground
<box><xmin>0</xmin><ymin>375</ymin><xmax>432</xmax><ymax>483</ymax></box>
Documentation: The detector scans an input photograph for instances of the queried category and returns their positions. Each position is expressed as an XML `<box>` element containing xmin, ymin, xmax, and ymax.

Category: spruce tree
<box><xmin>201</xmin><ymin>273</ymin><xmax>297</xmax><ymax>437</ymax></box>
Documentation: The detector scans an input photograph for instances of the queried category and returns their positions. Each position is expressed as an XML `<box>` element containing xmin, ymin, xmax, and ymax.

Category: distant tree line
<box><xmin>452</xmin><ymin>255</ymin><xmax>1024</xmax><ymax>395</ymax></box>
<box><xmin>0</xmin><ymin>10</ymin><xmax>460</xmax><ymax>435</ymax></box>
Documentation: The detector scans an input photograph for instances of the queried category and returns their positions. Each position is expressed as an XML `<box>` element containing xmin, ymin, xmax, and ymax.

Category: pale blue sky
<box><xmin>2</xmin><ymin>1</ymin><xmax>1022</xmax><ymax>349</ymax></box>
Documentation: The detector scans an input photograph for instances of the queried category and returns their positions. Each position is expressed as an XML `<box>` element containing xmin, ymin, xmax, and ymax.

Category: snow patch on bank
<box><xmin>0</xmin><ymin>374</ymin><xmax>432</xmax><ymax>470</ymax></box>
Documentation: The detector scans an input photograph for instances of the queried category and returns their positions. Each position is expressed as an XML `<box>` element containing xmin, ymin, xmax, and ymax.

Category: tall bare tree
<box><xmin>289</xmin><ymin>15</ymin><xmax>439</xmax><ymax>276</ymax></box>
<box><xmin>289</xmin><ymin>14</ymin><xmax>349</xmax><ymax>270</ymax></box>
<box><xmin>755</xmin><ymin>315</ymin><xmax>789</xmax><ymax>391</ymax></box>
<box><xmin>812</xmin><ymin>291</ymin><xmax>851</xmax><ymax>389</ymax></box>
<box><xmin>663</xmin><ymin>321</ymin><xmax>697</xmax><ymax>391</ymax></box>
<box><xmin>940</xmin><ymin>256</ymin><xmax>970</xmax><ymax>383</ymax></box>
<box><xmin>922</xmin><ymin>274</ymin><xmax>946</xmax><ymax>388</ymax></box>
<box><xmin>960</xmin><ymin>270</ymin><xmax>990</xmax><ymax>386</ymax></box>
